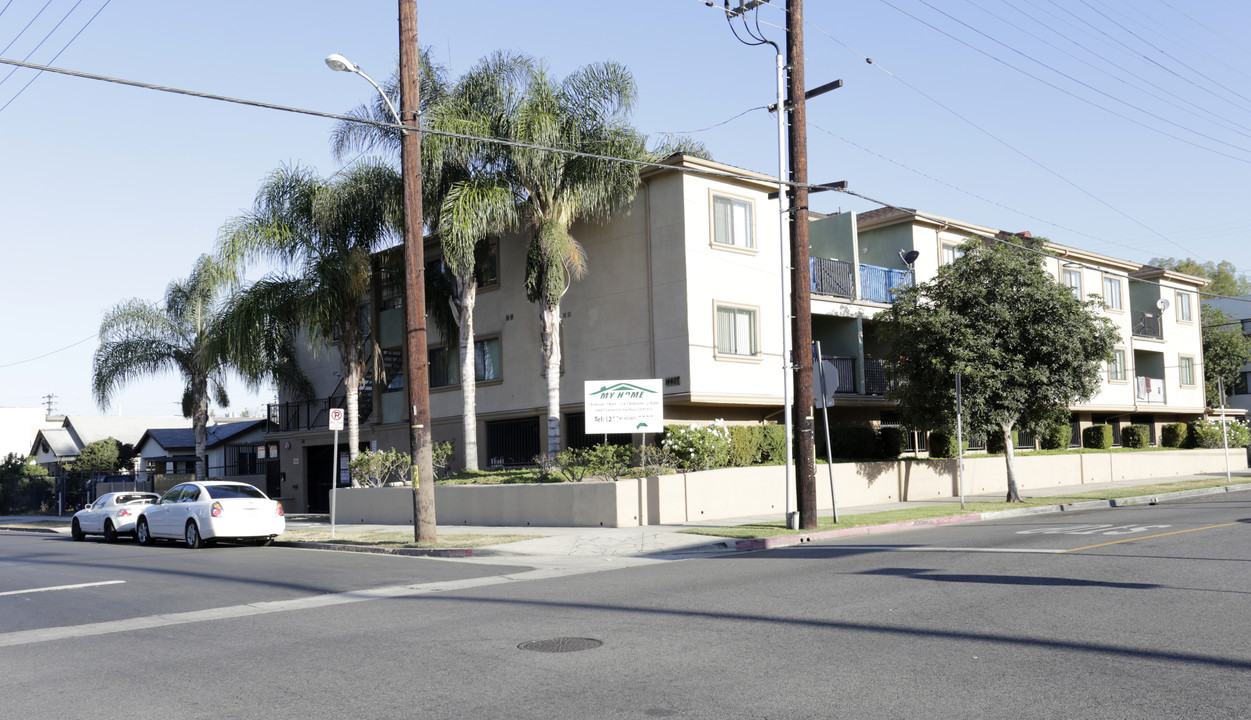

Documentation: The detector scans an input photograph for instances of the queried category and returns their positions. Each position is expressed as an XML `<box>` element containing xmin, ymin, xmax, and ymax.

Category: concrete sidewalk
<box><xmin>6</xmin><ymin>470</ymin><xmax>1250</xmax><ymax>559</ymax></box>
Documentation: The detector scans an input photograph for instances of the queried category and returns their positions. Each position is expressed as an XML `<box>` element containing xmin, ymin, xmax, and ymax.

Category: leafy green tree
<box><xmin>93</xmin><ymin>255</ymin><xmax>289</xmax><ymax>483</ymax></box>
<box><xmin>72</xmin><ymin>438</ymin><xmax>121</xmax><ymax>473</ymax></box>
<box><xmin>0</xmin><ymin>453</ymin><xmax>46</xmax><ymax>479</ymax></box>
<box><xmin>1201</xmin><ymin>308</ymin><xmax>1251</xmax><ymax>407</ymax></box>
<box><xmin>218</xmin><ymin>161</ymin><xmax>403</xmax><ymax>477</ymax></box>
<box><xmin>876</xmin><ymin>237</ymin><xmax>1120</xmax><ymax>501</ymax></box>
<box><xmin>1148</xmin><ymin>257</ymin><xmax>1251</xmax><ymax>298</ymax></box>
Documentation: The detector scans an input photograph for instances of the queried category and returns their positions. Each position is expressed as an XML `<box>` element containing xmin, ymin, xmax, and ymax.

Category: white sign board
<box><xmin>329</xmin><ymin>408</ymin><xmax>344</xmax><ymax>431</ymax></box>
<box><xmin>585</xmin><ymin>379</ymin><xmax>664</xmax><ymax>434</ymax></box>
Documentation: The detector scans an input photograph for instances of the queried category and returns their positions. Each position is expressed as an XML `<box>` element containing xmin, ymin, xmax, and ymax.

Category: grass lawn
<box><xmin>679</xmin><ymin>478</ymin><xmax>1251</xmax><ymax>539</ymax></box>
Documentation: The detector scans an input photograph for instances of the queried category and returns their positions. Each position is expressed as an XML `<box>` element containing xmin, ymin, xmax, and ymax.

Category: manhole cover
<box><xmin>517</xmin><ymin>637</ymin><xmax>603</xmax><ymax>653</ymax></box>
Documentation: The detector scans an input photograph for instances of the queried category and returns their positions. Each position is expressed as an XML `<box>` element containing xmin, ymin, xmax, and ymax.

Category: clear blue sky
<box><xmin>3</xmin><ymin>0</ymin><xmax>1249</xmax><ymax>418</ymax></box>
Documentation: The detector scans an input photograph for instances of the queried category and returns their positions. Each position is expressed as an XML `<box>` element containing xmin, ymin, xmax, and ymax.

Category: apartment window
<box><xmin>712</xmin><ymin>194</ymin><xmax>754</xmax><ymax>249</ymax></box>
<box><xmin>1103</xmin><ymin>276</ymin><xmax>1123</xmax><ymax>311</ymax></box>
<box><xmin>1109</xmin><ymin>348</ymin><xmax>1127</xmax><ymax>382</ymax></box>
<box><xmin>475</xmin><ymin>238</ymin><xmax>500</xmax><ymax>288</ymax></box>
<box><xmin>1062</xmin><ymin>268</ymin><xmax>1082</xmax><ymax>295</ymax></box>
<box><xmin>716</xmin><ymin>304</ymin><xmax>758</xmax><ymax>356</ymax></box>
<box><xmin>1176</xmin><ymin>291</ymin><xmax>1192</xmax><ymax>323</ymax></box>
<box><xmin>941</xmin><ymin>243</ymin><xmax>965</xmax><ymax>265</ymax></box>
<box><xmin>428</xmin><ymin>337</ymin><xmax>503</xmax><ymax>389</ymax></box>
<box><xmin>1179</xmin><ymin>356</ymin><xmax>1195</xmax><ymax>387</ymax></box>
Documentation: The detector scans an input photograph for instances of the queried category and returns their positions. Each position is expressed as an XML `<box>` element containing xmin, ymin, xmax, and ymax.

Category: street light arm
<box><xmin>325</xmin><ymin>53</ymin><xmax>402</xmax><ymax>127</ymax></box>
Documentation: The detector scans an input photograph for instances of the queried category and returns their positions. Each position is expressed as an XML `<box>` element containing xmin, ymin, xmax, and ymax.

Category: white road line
<box><xmin>784</xmin><ymin>545</ymin><xmax>1066</xmax><ymax>554</ymax></box>
<box><xmin>0</xmin><ymin>556</ymin><xmax>654</xmax><ymax>648</ymax></box>
<box><xmin>0</xmin><ymin>580</ymin><xmax>125</xmax><ymax>597</ymax></box>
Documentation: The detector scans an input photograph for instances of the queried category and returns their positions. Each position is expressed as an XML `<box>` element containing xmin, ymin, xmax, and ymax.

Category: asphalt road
<box><xmin>4</xmin><ymin>493</ymin><xmax>1250</xmax><ymax>719</ymax></box>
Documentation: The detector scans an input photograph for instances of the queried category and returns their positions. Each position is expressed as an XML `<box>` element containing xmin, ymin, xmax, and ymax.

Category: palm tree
<box><xmin>92</xmin><ymin>255</ymin><xmax>268</xmax><ymax>483</ymax></box>
<box><xmin>217</xmin><ymin>161</ymin><xmax>402</xmax><ymax>476</ymax></box>
<box><xmin>430</xmin><ymin>52</ymin><xmax>653</xmax><ymax>455</ymax></box>
<box><xmin>331</xmin><ymin>50</ymin><xmax>507</xmax><ymax>472</ymax></box>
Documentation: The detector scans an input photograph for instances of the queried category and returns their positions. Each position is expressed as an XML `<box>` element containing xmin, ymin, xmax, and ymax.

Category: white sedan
<box><xmin>70</xmin><ymin>492</ymin><xmax>160</xmax><ymax>542</ymax></box>
<box><xmin>135</xmin><ymin>481</ymin><xmax>285</xmax><ymax>549</ymax></box>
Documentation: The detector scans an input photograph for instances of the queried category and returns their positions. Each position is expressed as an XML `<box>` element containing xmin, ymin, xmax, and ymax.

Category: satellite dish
<box><xmin>1156</xmin><ymin>297</ymin><xmax>1170</xmax><ymax>311</ymax></box>
<box><xmin>899</xmin><ymin>249</ymin><xmax>921</xmax><ymax>266</ymax></box>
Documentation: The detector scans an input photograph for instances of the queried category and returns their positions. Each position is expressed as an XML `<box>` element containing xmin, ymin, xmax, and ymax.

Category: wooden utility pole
<box><xmin>398</xmin><ymin>0</ymin><xmax>436</xmax><ymax>542</ymax></box>
<box><xmin>787</xmin><ymin>0</ymin><xmax>817</xmax><ymax>529</ymax></box>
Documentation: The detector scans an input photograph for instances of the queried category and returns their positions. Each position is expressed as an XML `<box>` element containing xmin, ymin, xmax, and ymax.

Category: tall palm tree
<box><xmin>217</xmin><ymin>161</ymin><xmax>403</xmax><ymax>476</ymax></box>
<box><xmin>431</xmin><ymin>52</ymin><xmax>652</xmax><ymax>456</ymax></box>
<box><xmin>92</xmin><ymin>255</ymin><xmax>275</xmax><ymax>483</ymax></box>
<box><xmin>331</xmin><ymin>50</ymin><xmax>508</xmax><ymax>472</ymax></box>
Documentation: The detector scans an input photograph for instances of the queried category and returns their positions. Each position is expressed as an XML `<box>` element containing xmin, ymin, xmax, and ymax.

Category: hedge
<box><xmin>1038</xmin><ymin>420</ymin><xmax>1073</xmax><ymax>450</ymax></box>
<box><xmin>1083</xmin><ymin>424</ymin><xmax>1113</xmax><ymax>449</ymax></box>
<box><xmin>985</xmin><ymin>428</ymin><xmax>1020</xmax><ymax>454</ymax></box>
<box><xmin>877</xmin><ymin>426</ymin><xmax>907</xmax><ymax>460</ymax></box>
<box><xmin>928</xmin><ymin>430</ymin><xmax>960</xmax><ymax>459</ymax></box>
<box><xmin>1121</xmin><ymin>424</ymin><xmax>1151</xmax><ymax>448</ymax></box>
<box><xmin>1161</xmin><ymin>422</ymin><xmax>1188</xmax><ymax>448</ymax></box>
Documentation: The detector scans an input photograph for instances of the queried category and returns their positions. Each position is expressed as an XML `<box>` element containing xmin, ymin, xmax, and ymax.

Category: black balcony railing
<box><xmin>810</xmin><ymin>257</ymin><xmax>854</xmax><ymax>299</ymax></box>
<box><xmin>268</xmin><ymin>393</ymin><xmax>373</xmax><ymax>433</ymax></box>
<box><xmin>815</xmin><ymin>355</ymin><xmax>857</xmax><ymax>394</ymax></box>
<box><xmin>864</xmin><ymin>358</ymin><xmax>891</xmax><ymax>395</ymax></box>
<box><xmin>1132</xmin><ymin>310</ymin><xmax>1163</xmax><ymax>339</ymax></box>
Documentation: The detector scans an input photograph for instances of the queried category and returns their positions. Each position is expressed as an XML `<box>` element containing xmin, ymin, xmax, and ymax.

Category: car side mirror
<box><xmin>84</xmin><ymin>503</ymin><xmax>93</xmax><ymax>510</ymax></box>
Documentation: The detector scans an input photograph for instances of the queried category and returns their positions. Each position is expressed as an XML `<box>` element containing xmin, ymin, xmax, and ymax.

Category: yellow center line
<box><xmin>1063</xmin><ymin>522</ymin><xmax>1243</xmax><ymax>553</ymax></box>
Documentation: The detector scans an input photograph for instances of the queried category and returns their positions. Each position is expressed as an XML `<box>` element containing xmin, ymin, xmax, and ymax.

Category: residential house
<box><xmin>29</xmin><ymin>415</ymin><xmax>192</xmax><ymax>473</ymax></box>
<box><xmin>134</xmin><ymin>418</ymin><xmax>276</xmax><ymax>495</ymax></box>
<box><xmin>263</xmin><ymin>155</ymin><xmax>1213</xmax><ymax>512</ymax></box>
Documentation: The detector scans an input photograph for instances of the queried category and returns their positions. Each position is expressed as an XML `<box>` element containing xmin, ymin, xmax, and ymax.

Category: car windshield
<box><xmin>116</xmin><ymin>494</ymin><xmax>155</xmax><ymax>504</ymax></box>
<box><xmin>206</xmin><ymin>485</ymin><xmax>267</xmax><ymax>500</ymax></box>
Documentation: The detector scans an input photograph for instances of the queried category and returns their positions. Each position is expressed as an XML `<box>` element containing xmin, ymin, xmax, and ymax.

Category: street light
<box><xmin>324</xmin><ymin>53</ymin><xmax>401</xmax><ymax>126</ymax></box>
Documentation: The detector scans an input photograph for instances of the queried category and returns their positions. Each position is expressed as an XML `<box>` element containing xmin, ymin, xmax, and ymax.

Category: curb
<box><xmin>0</xmin><ymin>526</ymin><xmax>63</xmax><ymax>535</ymax></box>
<box><xmin>274</xmin><ymin>540</ymin><xmax>474</xmax><ymax>558</ymax></box>
<box><xmin>729</xmin><ymin>482</ymin><xmax>1251</xmax><ymax>552</ymax></box>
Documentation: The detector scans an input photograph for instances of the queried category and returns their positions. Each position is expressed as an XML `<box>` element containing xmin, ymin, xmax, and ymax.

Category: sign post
<box><xmin>328</xmin><ymin>408</ymin><xmax>344</xmax><ymax>538</ymax></box>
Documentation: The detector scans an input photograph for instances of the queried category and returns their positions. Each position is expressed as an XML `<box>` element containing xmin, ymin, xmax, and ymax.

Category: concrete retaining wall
<box><xmin>331</xmin><ymin>448</ymin><xmax>1242</xmax><ymax>527</ymax></box>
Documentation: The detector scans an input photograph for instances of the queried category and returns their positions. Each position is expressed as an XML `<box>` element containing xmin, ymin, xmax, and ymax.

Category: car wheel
<box><xmin>70</xmin><ymin>519</ymin><xmax>84</xmax><ymax>542</ymax></box>
<box><xmin>136</xmin><ymin>518</ymin><xmax>153</xmax><ymax>546</ymax></box>
<box><xmin>103</xmin><ymin>521</ymin><xmax>118</xmax><ymax>543</ymax></box>
<box><xmin>184</xmin><ymin>520</ymin><xmax>204</xmax><ymax>550</ymax></box>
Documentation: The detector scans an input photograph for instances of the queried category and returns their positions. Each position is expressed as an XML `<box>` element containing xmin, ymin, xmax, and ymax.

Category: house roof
<box><xmin>34</xmin><ymin>427</ymin><xmax>80</xmax><ymax>458</ymax></box>
<box><xmin>137</xmin><ymin>419</ymin><xmax>268</xmax><ymax>453</ymax></box>
<box><xmin>62</xmin><ymin>415</ymin><xmax>193</xmax><ymax>448</ymax></box>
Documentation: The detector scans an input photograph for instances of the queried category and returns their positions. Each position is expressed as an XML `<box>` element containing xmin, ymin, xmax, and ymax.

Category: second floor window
<box><xmin>1179</xmin><ymin>356</ymin><xmax>1195</xmax><ymax>386</ymax></box>
<box><xmin>716</xmin><ymin>305</ymin><xmax>758</xmax><ymax>356</ymax></box>
<box><xmin>1103</xmin><ymin>276</ymin><xmax>1123</xmax><ymax>311</ymax></box>
<box><xmin>712</xmin><ymin>195</ymin><xmax>754</xmax><ymax>249</ymax></box>
<box><xmin>429</xmin><ymin>337</ymin><xmax>503</xmax><ymax>389</ymax></box>
<box><xmin>1109</xmin><ymin>348</ymin><xmax>1127</xmax><ymax>382</ymax></box>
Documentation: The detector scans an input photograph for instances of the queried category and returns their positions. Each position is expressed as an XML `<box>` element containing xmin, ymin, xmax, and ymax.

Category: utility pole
<box><xmin>398</xmin><ymin>0</ymin><xmax>436</xmax><ymax>542</ymax></box>
<box><xmin>787</xmin><ymin>0</ymin><xmax>818</xmax><ymax>529</ymax></box>
<box><xmin>42</xmin><ymin>393</ymin><xmax>57</xmax><ymax>416</ymax></box>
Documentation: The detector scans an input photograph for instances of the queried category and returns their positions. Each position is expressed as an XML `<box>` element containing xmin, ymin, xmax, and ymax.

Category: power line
<box><xmin>0</xmin><ymin>332</ymin><xmax>97</xmax><ymax>369</ymax></box>
<box><xmin>0</xmin><ymin>0</ymin><xmax>110</xmax><ymax>112</ymax></box>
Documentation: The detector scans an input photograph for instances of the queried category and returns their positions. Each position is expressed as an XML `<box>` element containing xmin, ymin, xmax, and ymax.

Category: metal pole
<box><xmin>956</xmin><ymin>372</ymin><xmax>965</xmax><ymax>509</ymax></box>
<box><xmin>330</xmin><ymin>428</ymin><xmax>338</xmax><ymax>538</ymax></box>
<box><xmin>774</xmin><ymin>47</ymin><xmax>796</xmax><ymax>530</ymax></box>
<box><xmin>816</xmin><ymin>341</ymin><xmax>837</xmax><ymax>522</ymax></box>
<box><xmin>1220</xmin><ymin>376</ymin><xmax>1231</xmax><ymax>483</ymax></box>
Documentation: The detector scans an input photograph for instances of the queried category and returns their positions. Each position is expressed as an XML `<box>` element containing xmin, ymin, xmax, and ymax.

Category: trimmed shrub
<box><xmin>1038</xmin><ymin>420</ymin><xmax>1073</xmax><ymax>450</ymax></box>
<box><xmin>985</xmin><ymin>428</ymin><xmax>1020</xmax><ymax>455</ymax></box>
<box><xmin>759</xmin><ymin>424</ymin><xmax>787</xmax><ymax>462</ymax></box>
<box><xmin>1121</xmin><ymin>424</ymin><xmax>1151</xmax><ymax>448</ymax></box>
<box><xmin>727</xmin><ymin>426</ymin><xmax>761</xmax><ymax>467</ymax></box>
<box><xmin>1161</xmin><ymin>422</ymin><xmax>1188</xmax><ymax>448</ymax></box>
<box><xmin>1189</xmin><ymin>419</ymin><xmax>1251</xmax><ymax>449</ymax></box>
<box><xmin>1083</xmin><ymin>424</ymin><xmax>1113</xmax><ymax>449</ymax></box>
<box><xmin>662</xmin><ymin>422</ymin><xmax>730</xmax><ymax>471</ymax></box>
<box><xmin>829</xmin><ymin>425</ymin><xmax>879</xmax><ymax>459</ymax></box>
<box><xmin>877</xmin><ymin>426</ymin><xmax>907</xmax><ymax>460</ymax></box>
<box><xmin>928</xmin><ymin>430</ymin><xmax>959</xmax><ymax>459</ymax></box>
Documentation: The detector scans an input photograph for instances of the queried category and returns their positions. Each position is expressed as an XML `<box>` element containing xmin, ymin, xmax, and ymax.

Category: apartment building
<box><xmin>263</xmin><ymin>155</ymin><xmax>1212</xmax><ymax>512</ymax></box>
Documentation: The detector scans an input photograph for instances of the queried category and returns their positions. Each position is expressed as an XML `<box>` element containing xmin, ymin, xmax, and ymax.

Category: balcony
<box><xmin>268</xmin><ymin>392</ymin><xmax>373</xmax><ymax>433</ymax></box>
<box><xmin>811</xmin><ymin>257</ymin><xmax>854</xmax><ymax>299</ymax></box>
<box><xmin>1132</xmin><ymin>311</ymin><xmax>1163</xmax><ymax>339</ymax></box>
<box><xmin>813</xmin><ymin>356</ymin><xmax>893</xmax><ymax>397</ymax></box>
<box><xmin>1135</xmin><ymin>376</ymin><xmax>1165</xmax><ymax>404</ymax></box>
<box><xmin>859</xmin><ymin>264</ymin><xmax>914</xmax><ymax>303</ymax></box>
<box><xmin>809</xmin><ymin>258</ymin><xmax>913</xmax><ymax>303</ymax></box>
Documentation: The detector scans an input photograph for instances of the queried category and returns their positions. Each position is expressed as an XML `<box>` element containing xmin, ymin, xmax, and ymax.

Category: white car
<box><xmin>70</xmin><ymin>492</ymin><xmax>160</xmax><ymax>542</ymax></box>
<box><xmin>135</xmin><ymin>481</ymin><xmax>285</xmax><ymax>549</ymax></box>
